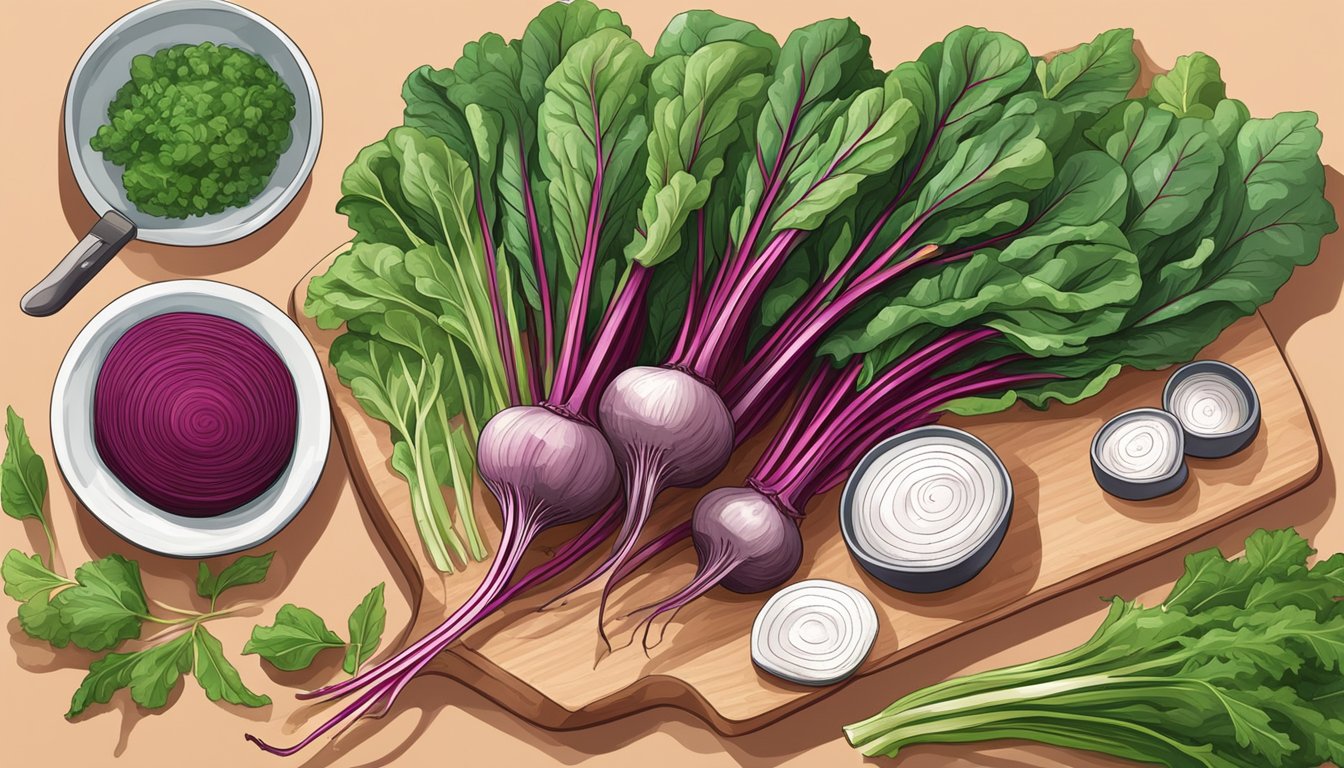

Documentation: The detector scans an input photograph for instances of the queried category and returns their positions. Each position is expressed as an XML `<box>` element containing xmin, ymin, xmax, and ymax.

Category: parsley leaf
<box><xmin>52</xmin><ymin>554</ymin><xmax>148</xmax><ymax>652</ymax></box>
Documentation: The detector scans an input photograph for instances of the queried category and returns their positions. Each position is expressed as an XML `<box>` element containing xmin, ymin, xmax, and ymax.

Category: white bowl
<box><xmin>51</xmin><ymin>280</ymin><xmax>330</xmax><ymax>557</ymax></box>
<box><xmin>65</xmin><ymin>0</ymin><xmax>322</xmax><ymax>244</ymax></box>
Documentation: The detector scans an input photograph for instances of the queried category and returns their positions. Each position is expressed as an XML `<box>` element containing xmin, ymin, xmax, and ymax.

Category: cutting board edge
<box><xmin>287</xmin><ymin>271</ymin><xmax>431</xmax><ymax>613</ymax></box>
<box><xmin>423</xmin><ymin>437</ymin><xmax>1321</xmax><ymax>735</ymax></box>
<box><xmin>293</xmin><ymin>243</ymin><xmax>1324</xmax><ymax>736</ymax></box>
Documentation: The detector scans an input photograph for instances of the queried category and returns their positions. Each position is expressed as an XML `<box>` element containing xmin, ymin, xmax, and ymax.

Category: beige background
<box><xmin>1</xmin><ymin>1</ymin><xmax>1341</xmax><ymax>765</ymax></box>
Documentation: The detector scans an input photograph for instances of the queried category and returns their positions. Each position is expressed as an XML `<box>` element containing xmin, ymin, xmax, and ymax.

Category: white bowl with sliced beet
<box><xmin>51</xmin><ymin>280</ymin><xmax>329</xmax><ymax>557</ymax></box>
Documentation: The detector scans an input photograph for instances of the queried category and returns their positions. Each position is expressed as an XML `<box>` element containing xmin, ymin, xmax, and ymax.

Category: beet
<box><xmin>93</xmin><ymin>312</ymin><xmax>296</xmax><ymax>516</ymax></box>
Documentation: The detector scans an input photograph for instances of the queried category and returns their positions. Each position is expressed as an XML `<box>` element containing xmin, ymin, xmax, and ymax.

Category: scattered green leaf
<box><xmin>196</xmin><ymin>552</ymin><xmax>274</xmax><ymax>605</ymax></box>
<box><xmin>67</xmin><ymin>632</ymin><xmax>194</xmax><ymax>718</ymax></box>
<box><xmin>194</xmin><ymin>625</ymin><xmax>271</xmax><ymax>707</ymax></box>
<box><xmin>244</xmin><ymin>604</ymin><xmax>344</xmax><ymax>672</ymax></box>
<box><xmin>344</xmin><ymin>583</ymin><xmax>387</xmax><ymax>674</ymax></box>
<box><xmin>1</xmin><ymin>406</ymin><xmax>48</xmax><ymax>524</ymax></box>
<box><xmin>51</xmin><ymin>554</ymin><xmax>148</xmax><ymax>652</ymax></box>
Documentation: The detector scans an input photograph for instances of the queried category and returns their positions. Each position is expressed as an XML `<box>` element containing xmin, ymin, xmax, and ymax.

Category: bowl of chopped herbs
<box><xmin>64</xmin><ymin>0</ymin><xmax>321</xmax><ymax>243</ymax></box>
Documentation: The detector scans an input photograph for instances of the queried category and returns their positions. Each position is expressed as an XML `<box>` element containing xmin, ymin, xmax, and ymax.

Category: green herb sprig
<box><xmin>244</xmin><ymin>583</ymin><xmax>387</xmax><ymax>674</ymax></box>
<box><xmin>1</xmin><ymin>406</ymin><xmax>271</xmax><ymax>717</ymax></box>
<box><xmin>845</xmin><ymin>527</ymin><xmax>1344</xmax><ymax>767</ymax></box>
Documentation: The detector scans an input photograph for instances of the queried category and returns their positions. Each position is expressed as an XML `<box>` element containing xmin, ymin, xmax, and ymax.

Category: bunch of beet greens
<box><xmin>262</xmin><ymin>0</ymin><xmax>1334</xmax><ymax>755</ymax></box>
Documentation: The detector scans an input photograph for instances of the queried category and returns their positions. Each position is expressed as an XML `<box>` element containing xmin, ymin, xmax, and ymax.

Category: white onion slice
<box><xmin>751</xmin><ymin>579</ymin><xmax>878</xmax><ymax>686</ymax></box>
<box><xmin>840</xmin><ymin>426</ymin><xmax>1013</xmax><ymax>593</ymax></box>
<box><xmin>1167</xmin><ymin>373</ymin><xmax>1248</xmax><ymax>436</ymax></box>
<box><xmin>1162</xmin><ymin>361</ymin><xmax>1260</xmax><ymax>458</ymax></box>
<box><xmin>1090</xmin><ymin>408</ymin><xmax>1188</xmax><ymax>500</ymax></box>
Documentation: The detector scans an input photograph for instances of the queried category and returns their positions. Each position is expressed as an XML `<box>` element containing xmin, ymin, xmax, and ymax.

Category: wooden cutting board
<box><xmin>291</xmin><ymin>244</ymin><xmax>1320</xmax><ymax>734</ymax></box>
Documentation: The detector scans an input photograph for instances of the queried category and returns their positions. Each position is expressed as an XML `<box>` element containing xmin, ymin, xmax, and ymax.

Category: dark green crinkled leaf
<box><xmin>1035</xmin><ymin>28</ymin><xmax>1138</xmax><ymax>116</ymax></box>
<box><xmin>768</xmin><ymin>83</ymin><xmax>919</xmax><ymax>235</ymax></box>
<box><xmin>731</xmin><ymin>17</ymin><xmax>882</xmax><ymax>251</ymax></box>
<box><xmin>628</xmin><ymin>39</ymin><xmax>772</xmax><ymax>267</ymax></box>
<box><xmin>1087</xmin><ymin>100</ymin><xmax>1177</xmax><ymax>174</ymax></box>
<box><xmin>825</xmin><ymin>223</ymin><xmax>1140</xmax><ymax>379</ymax></box>
<box><xmin>1147</xmin><ymin>52</ymin><xmax>1225</xmax><ymax>119</ymax></box>
<box><xmin>52</xmin><ymin>554</ymin><xmax>148</xmax><ymax>652</ymax></box>
<box><xmin>653</xmin><ymin>10</ymin><xmax>778</xmax><ymax>64</ymax></box>
<box><xmin>1125</xmin><ymin>117</ymin><xmax>1225</xmax><ymax>242</ymax></box>
<box><xmin>538</xmin><ymin>28</ymin><xmax>650</xmax><ymax>304</ymax></box>
<box><xmin>944</xmin><ymin>109</ymin><xmax>1334</xmax><ymax>417</ymax></box>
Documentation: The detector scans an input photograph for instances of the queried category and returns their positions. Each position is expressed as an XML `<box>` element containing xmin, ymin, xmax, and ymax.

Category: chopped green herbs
<box><xmin>90</xmin><ymin>42</ymin><xmax>296</xmax><ymax>218</ymax></box>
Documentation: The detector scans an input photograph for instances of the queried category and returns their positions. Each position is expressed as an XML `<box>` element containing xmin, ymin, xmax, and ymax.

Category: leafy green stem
<box><xmin>38</xmin><ymin>518</ymin><xmax>57</xmax><ymax>571</ymax></box>
<box><xmin>139</xmin><ymin>605</ymin><xmax>241</xmax><ymax>626</ymax></box>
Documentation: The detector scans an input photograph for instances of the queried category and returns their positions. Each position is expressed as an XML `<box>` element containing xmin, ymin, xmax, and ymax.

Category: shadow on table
<box><xmin>68</xmin><ymin>435</ymin><xmax>347</xmax><ymax>603</ymax></box>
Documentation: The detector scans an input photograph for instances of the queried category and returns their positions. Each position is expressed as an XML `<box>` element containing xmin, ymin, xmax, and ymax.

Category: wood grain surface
<box><xmin>291</xmin><ymin>243</ymin><xmax>1321</xmax><ymax>734</ymax></box>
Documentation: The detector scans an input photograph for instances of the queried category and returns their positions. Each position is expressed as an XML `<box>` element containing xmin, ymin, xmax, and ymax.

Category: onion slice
<box><xmin>1162</xmin><ymin>361</ymin><xmax>1260</xmax><ymax>458</ymax></box>
<box><xmin>840</xmin><ymin>426</ymin><xmax>1013</xmax><ymax>593</ymax></box>
<box><xmin>750</xmin><ymin>579</ymin><xmax>878</xmax><ymax>686</ymax></box>
<box><xmin>1090</xmin><ymin>408</ymin><xmax>1188</xmax><ymax>500</ymax></box>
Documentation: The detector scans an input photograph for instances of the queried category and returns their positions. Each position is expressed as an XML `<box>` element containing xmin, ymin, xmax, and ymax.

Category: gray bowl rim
<box><xmin>839</xmin><ymin>425</ymin><xmax>1015</xmax><ymax>582</ymax></box>
<box><xmin>1161</xmin><ymin>360</ymin><xmax>1262</xmax><ymax>456</ymax></box>
<box><xmin>49</xmin><ymin>280</ymin><xmax>331</xmax><ymax>557</ymax></box>
<box><xmin>1089</xmin><ymin>407</ymin><xmax>1189</xmax><ymax>499</ymax></box>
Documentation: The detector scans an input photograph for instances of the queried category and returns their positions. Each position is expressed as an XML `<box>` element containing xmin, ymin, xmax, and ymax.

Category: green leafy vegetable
<box><xmin>244</xmin><ymin>605</ymin><xmax>344</xmax><ymax>671</ymax></box>
<box><xmin>3</xmin><ymin>406</ymin><xmax>54</xmax><ymax>566</ymax></box>
<box><xmin>2</xmin><ymin>549</ymin><xmax>70</xmax><ymax>601</ymax></box>
<box><xmin>193</xmin><ymin>625</ymin><xmax>271</xmax><ymax>707</ymax></box>
<box><xmin>68</xmin><ymin>631</ymin><xmax>194</xmax><ymax>718</ymax></box>
<box><xmin>845</xmin><ymin>528</ymin><xmax>1344</xmax><ymax>767</ymax></box>
<box><xmin>196</xmin><ymin>552</ymin><xmax>274</xmax><ymax>607</ymax></box>
<box><xmin>1034</xmin><ymin>28</ymin><xmax>1139</xmax><ymax>116</ymax></box>
<box><xmin>3</xmin><ymin>549</ymin><xmax>74</xmax><ymax>647</ymax></box>
<box><xmin>1147</xmin><ymin>52</ymin><xmax>1225</xmax><ymax>119</ymax></box>
<box><xmin>344</xmin><ymin>584</ymin><xmax>386</xmax><ymax>674</ymax></box>
<box><xmin>51</xmin><ymin>554</ymin><xmax>149</xmax><ymax>652</ymax></box>
<box><xmin>244</xmin><ymin>583</ymin><xmax>387</xmax><ymax>675</ymax></box>
<box><xmin>308</xmin><ymin>130</ymin><xmax>521</xmax><ymax>571</ymax></box>
<box><xmin>3</xmin><ymin>410</ymin><xmax>281</xmax><ymax>718</ymax></box>
<box><xmin>88</xmin><ymin>42</ymin><xmax>296</xmax><ymax>218</ymax></box>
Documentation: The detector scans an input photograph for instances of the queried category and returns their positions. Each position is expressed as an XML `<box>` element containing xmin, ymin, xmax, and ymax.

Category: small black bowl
<box><xmin>1162</xmin><ymin>361</ymin><xmax>1261</xmax><ymax>459</ymax></box>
